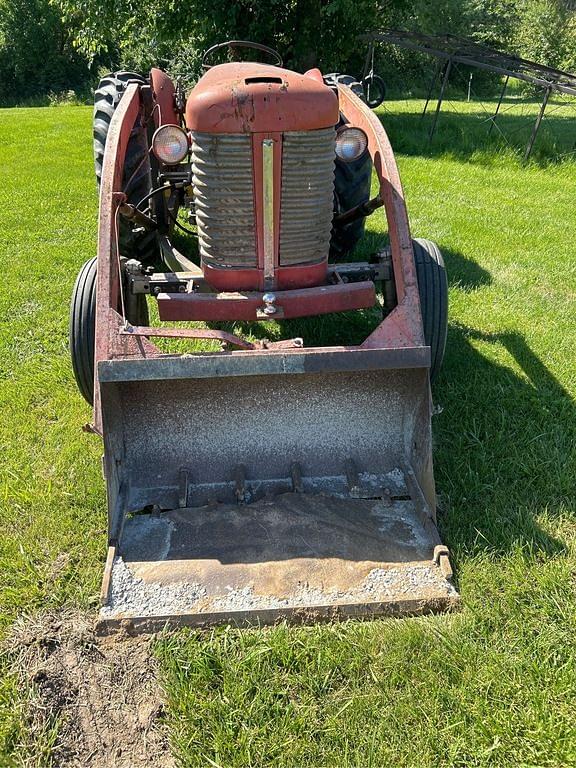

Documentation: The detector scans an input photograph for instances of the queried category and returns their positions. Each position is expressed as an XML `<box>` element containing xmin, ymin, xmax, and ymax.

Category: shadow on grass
<box><xmin>357</xmin><ymin>222</ymin><xmax>491</xmax><ymax>290</ymax></box>
<box><xmin>222</xmin><ymin>305</ymin><xmax>382</xmax><ymax>347</ymax></box>
<box><xmin>379</xmin><ymin>106</ymin><xmax>576</xmax><ymax>164</ymax></box>
<box><xmin>436</xmin><ymin>323</ymin><xmax>573</xmax><ymax>559</ymax></box>
<box><xmin>442</xmin><ymin>246</ymin><xmax>492</xmax><ymax>290</ymax></box>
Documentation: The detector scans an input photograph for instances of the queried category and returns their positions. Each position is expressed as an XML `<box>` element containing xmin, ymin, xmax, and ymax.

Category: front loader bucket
<box><xmin>96</xmin><ymin>346</ymin><xmax>458</xmax><ymax>634</ymax></box>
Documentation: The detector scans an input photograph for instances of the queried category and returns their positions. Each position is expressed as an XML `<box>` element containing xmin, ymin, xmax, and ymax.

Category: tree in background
<box><xmin>516</xmin><ymin>0</ymin><xmax>576</xmax><ymax>71</ymax></box>
<box><xmin>53</xmin><ymin>0</ymin><xmax>387</xmax><ymax>78</ymax></box>
<box><xmin>0</xmin><ymin>0</ymin><xmax>91</xmax><ymax>102</ymax></box>
<box><xmin>1</xmin><ymin>0</ymin><xmax>576</xmax><ymax>102</ymax></box>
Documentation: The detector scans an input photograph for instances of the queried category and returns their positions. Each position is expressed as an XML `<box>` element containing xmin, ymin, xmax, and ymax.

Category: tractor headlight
<box><xmin>335</xmin><ymin>127</ymin><xmax>368</xmax><ymax>162</ymax></box>
<box><xmin>152</xmin><ymin>125</ymin><xmax>189</xmax><ymax>164</ymax></box>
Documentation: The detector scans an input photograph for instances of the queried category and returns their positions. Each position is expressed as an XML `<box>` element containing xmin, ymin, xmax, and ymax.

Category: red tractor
<box><xmin>70</xmin><ymin>42</ymin><xmax>455</xmax><ymax>633</ymax></box>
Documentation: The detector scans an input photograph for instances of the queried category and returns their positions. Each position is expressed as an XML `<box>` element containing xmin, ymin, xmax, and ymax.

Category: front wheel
<box><xmin>69</xmin><ymin>258</ymin><xmax>149</xmax><ymax>405</ymax></box>
<box><xmin>413</xmin><ymin>238</ymin><xmax>448</xmax><ymax>383</ymax></box>
<box><xmin>69</xmin><ymin>258</ymin><xmax>97</xmax><ymax>404</ymax></box>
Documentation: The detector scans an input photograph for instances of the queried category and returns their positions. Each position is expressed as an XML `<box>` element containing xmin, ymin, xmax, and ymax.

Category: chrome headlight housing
<box><xmin>335</xmin><ymin>127</ymin><xmax>368</xmax><ymax>162</ymax></box>
<box><xmin>152</xmin><ymin>124</ymin><xmax>189</xmax><ymax>164</ymax></box>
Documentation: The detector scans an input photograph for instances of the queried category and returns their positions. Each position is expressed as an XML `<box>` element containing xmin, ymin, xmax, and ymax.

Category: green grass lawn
<box><xmin>1</xmin><ymin>100</ymin><xmax>575</xmax><ymax>766</ymax></box>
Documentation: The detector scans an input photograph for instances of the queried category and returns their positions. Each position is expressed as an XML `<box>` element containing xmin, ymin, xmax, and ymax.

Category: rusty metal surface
<box><xmin>98</xmin><ymin>345</ymin><xmax>430</xmax><ymax>382</ymax></box>
<box><xmin>337</xmin><ymin>84</ymin><xmax>425</xmax><ymax>351</ymax></box>
<box><xmin>202</xmin><ymin>259</ymin><xmax>330</xmax><ymax>292</ymax></box>
<box><xmin>185</xmin><ymin>62</ymin><xmax>339</xmax><ymax>133</ymax></box>
<box><xmin>119</xmin><ymin>325</ymin><xmax>255</xmax><ymax>350</ymax></box>
<box><xmin>98</xmin><ymin>490</ymin><xmax>458</xmax><ymax>632</ymax></box>
<box><xmin>93</xmin><ymin>82</ymin><xmax>162</xmax><ymax>438</ymax></box>
<box><xmin>279</xmin><ymin>129</ymin><xmax>335</xmax><ymax>266</ymax></box>
<box><xmin>93</xmin><ymin>79</ymin><xmax>429</xmax><ymax>378</ymax></box>
<box><xmin>157</xmin><ymin>280</ymin><xmax>376</xmax><ymax>322</ymax></box>
<box><xmin>150</xmin><ymin>68</ymin><xmax>178</xmax><ymax>126</ymax></box>
<box><xmin>119</xmin><ymin>325</ymin><xmax>304</xmax><ymax>351</ymax></box>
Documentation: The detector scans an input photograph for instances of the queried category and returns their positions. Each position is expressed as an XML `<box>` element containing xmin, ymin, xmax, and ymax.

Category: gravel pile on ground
<box><xmin>101</xmin><ymin>557</ymin><xmax>207</xmax><ymax>618</ymax></box>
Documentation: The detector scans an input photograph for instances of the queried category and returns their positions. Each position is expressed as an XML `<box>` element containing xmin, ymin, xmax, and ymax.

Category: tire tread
<box><xmin>93</xmin><ymin>71</ymin><xmax>159</xmax><ymax>264</ymax></box>
<box><xmin>413</xmin><ymin>238</ymin><xmax>448</xmax><ymax>382</ymax></box>
<box><xmin>69</xmin><ymin>257</ymin><xmax>97</xmax><ymax>404</ymax></box>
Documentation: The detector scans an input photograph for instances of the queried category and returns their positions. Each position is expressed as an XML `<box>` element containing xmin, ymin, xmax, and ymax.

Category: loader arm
<box><xmin>337</xmin><ymin>83</ymin><xmax>425</xmax><ymax>350</ymax></box>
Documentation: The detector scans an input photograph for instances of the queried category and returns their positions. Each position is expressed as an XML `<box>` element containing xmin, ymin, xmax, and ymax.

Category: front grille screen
<box><xmin>191</xmin><ymin>133</ymin><xmax>257</xmax><ymax>268</ymax></box>
<box><xmin>191</xmin><ymin>128</ymin><xmax>336</xmax><ymax>271</ymax></box>
<box><xmin>279</xmin><ymin>128</ymin><xmax>335</xmax><ymax>266</ymax></box>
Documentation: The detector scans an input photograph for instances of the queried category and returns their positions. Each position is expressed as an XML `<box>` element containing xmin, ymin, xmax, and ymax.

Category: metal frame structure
<box><xmin>90</xmin><ymin>75</ymin><xmax>460</xmax><ymax>632</ymax></box>
<box><xmin>93</xmin><ymin>81</ymin><xmax>431</xmax><ymax>437</ymax></box>
<box><xmin>361</xmin><ymin>29</ymin><xmax>576</xmax><ymax>159</ymax></box>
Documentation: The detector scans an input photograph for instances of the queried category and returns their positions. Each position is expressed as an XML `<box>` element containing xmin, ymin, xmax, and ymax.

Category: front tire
<box><xmin>413</xmin><ymin>238</ymin><xmax>448</xmax><ymax>383</ymax></box>
<box><xmin>69</xmin><ymin>258</ymin><xmax>97</xmax><ymax>404</ymax></box>
<box><xmin>69</xmin><ymin>257</ymin><xmax>149</xmax><ymax>405</ymax></box>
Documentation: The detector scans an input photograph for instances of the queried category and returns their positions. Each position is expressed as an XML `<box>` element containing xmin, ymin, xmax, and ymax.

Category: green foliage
<box><xmin>55</xmin><ymin>0</ymin><xmax>385</xmax><ymax>80</ymax></box>
<box><xmin>1</xmin><ymin>0</ymin><xmax>576</xmax><ymax>101</ymax></box>
<box><xmin>0</xmin><ymin>0</ymin><xmax>92</xmax><ymax>102</ymax></box>
<box><xmin>516</xmin><ymin>0</ymin><xmax>576</xmax><ymax>69</ymax></box>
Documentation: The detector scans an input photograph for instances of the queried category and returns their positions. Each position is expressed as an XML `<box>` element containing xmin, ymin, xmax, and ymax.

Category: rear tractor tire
<box><xmin>93</xmin><ymin>71</ymin><xmax>160</xmax><ymax>266</ymax></box>
<box><xmin>69</xmin><ymin>257</ymin><xmax>149</xmax><ymax>405</ymax></box>
<box><xmin>413</xmin><ymin>238</ymin><xmax>448</xmax><ymax>383</ymax></box>
<box><xmin>330</xmin><ymin>150</ymin><xmax>373</xmax><ymax>260</ymax></box>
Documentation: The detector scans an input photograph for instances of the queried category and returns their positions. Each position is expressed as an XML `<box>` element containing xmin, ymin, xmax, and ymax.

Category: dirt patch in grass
<box><xmin>5</xmin><ymin>610</ymin><xmax>174</xmax><ymax>767</ymax></box>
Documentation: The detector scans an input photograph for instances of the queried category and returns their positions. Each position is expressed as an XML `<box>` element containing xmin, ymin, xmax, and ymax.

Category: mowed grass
<box><xmin>0</xmin><ymin>107</ymin><xmax>104</xmax><ymax>763</ymax></box>
<box><xmin>0</xmin><ymin>100</ymin><xmax>575</xmax><ymax>766</ymax></box>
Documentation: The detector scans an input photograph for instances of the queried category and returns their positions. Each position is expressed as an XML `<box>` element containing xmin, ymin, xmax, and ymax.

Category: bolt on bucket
<box><xmin>96</xmin><ymin>346</ymin><xmax>458</xmax><ymax>634</ymax></box>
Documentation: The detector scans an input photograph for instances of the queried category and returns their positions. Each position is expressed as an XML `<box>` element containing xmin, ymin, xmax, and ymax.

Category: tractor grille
<box><xmin>191</xmin><ymin>129</ymin><xmax>335</xmax><ymax>270</ymax></box>
<box><xmin>280</xmin><ymin>128</ymin><xmax>335</xmax><ymax>266</ymax></box>
<box><xmin>191</xmin><ymin>133</ymin><xmax>257</xmax><ymax>268</ymax></box>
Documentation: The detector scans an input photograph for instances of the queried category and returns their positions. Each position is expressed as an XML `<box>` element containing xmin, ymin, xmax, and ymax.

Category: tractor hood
<box><xmin>185</xmin><ymin>62</ymin><xmax>339</xmax><ymax>133</ymax></box>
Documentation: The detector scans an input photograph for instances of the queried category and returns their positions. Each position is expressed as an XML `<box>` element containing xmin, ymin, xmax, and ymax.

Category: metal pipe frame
<box><xmin>422</xmin><ymin>60</ymin><xmax>442</xmax><ymax>118</ymax></box>
<box><xmin>360</xmin><ymin>30</ymin><xmax>576</xmax><ymax>97</ymax></box>
<box><xmin>362</xmin><ymin>30</ymin><xmax>576</xmax><ymax>157</ymax></box>
<box><xmin>525</xmin><ymin>85</ymin><xmax>552</xmax><ymax>160</ymax></box>
<box><xmin>429</xmin><ymin>58</ymin><xmax>452</xmax><ymax>142</ymax></box>
<box><xmin>487</xmin><ymin>75</ymin><xmax>509</xmax><ymax>137</ymax></box>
